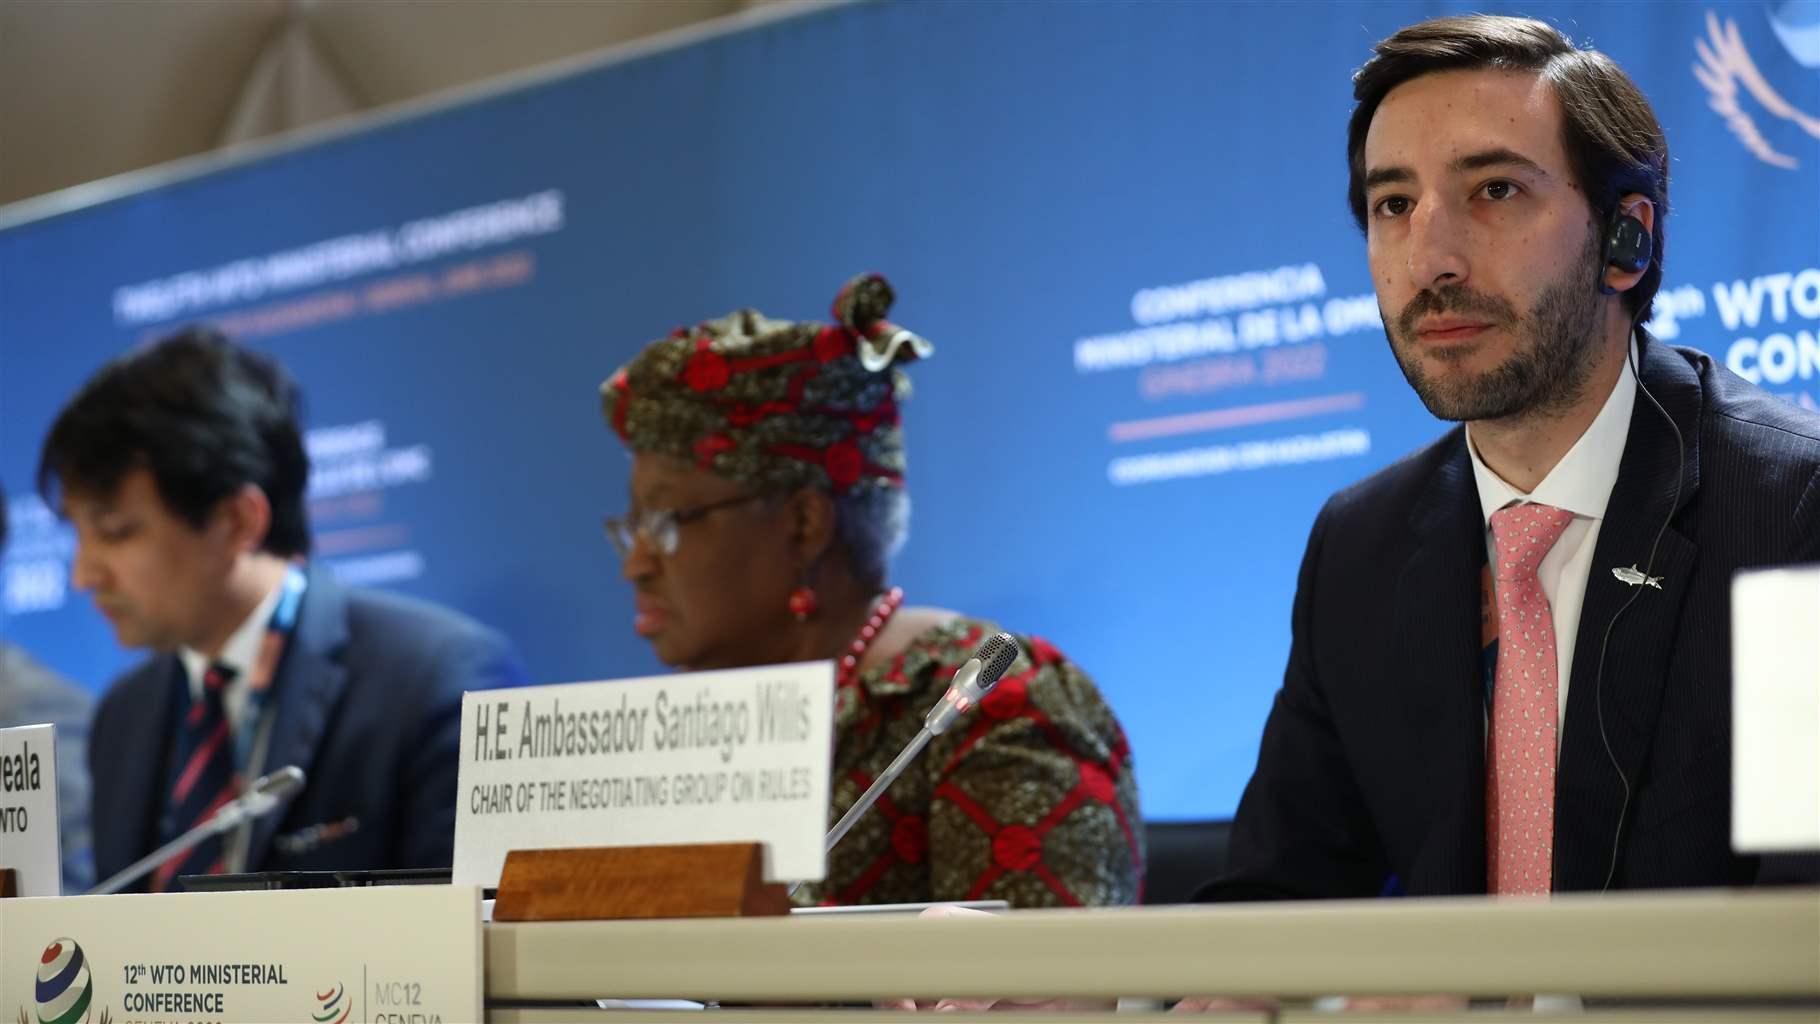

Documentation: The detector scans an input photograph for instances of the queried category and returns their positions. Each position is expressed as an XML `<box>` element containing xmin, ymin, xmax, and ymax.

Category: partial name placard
<box><xmin>1733</xmin><ymin>565</ymin><xmax>1820</xmax><ymax>851</ymax></box>
<box><xmin>0</xmin><ymin>886</ymin><xmax>480</xmax><ymax>1023</ymax></box>
<box><xmin>453</xmin><ymin>661</ymin><xmax>834</xmax><ymax>885</ymax></box>
<box><xmin>0</xmin><ymin>723</ymin><xmax>63</xmax><ymax>896</ymax></box>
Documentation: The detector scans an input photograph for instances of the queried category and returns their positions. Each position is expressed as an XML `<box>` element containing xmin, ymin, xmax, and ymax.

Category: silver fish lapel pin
<box><xmin>1612</xmin><ymin>564</ymin><xmax>1664</xmax><ymax>589</ymax></box>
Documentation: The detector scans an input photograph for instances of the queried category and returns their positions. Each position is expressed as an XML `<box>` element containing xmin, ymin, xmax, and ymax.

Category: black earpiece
<box><xmin>1599</xmin><ymin>206</ymin><xmax>1651</xmax><ymax>294</ymax></box>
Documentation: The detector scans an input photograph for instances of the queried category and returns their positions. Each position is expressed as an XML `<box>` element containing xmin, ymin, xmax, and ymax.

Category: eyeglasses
<box><xmin>604</xmin><ymin>494</ymin><xmax>764</xmax><ymax>559</ymax></box>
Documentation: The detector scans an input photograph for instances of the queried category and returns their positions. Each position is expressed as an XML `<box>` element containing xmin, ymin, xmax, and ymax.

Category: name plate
<box><xmin>1732</xmin><ymin>564</ymin><xmax>1820</xmax><ymax>851</ymax></box>
<box><xmin>453</xmin><ymin>662</ymin><xmax>834</xmax><ymax>886</ymax></box>
<box><xmin>0</xmin><ymin>723</ymin><xmax>63</xmax><ymax>896</ymax></box>
<box><xmin>0</xmin><ymin>886</ymin><xmax>480</xmax><ymax>1023</ymax></box>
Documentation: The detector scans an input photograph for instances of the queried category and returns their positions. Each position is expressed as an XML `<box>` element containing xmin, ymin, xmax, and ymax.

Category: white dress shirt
<box><xmin>1466</xmin><ymin>345</ymin><xmax>1638</xmax><ymax>734</ymax></box>
<box><xmin>180</xmin><ymin>579</ymin><xmax>285</xmax><ymax>734</ymax></box>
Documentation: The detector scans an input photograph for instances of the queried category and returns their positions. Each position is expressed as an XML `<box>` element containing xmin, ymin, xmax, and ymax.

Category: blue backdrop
<box><xmin>2</xmin><ymin>0</ymin><xmax>1815</xmax><ymax>820</ymax></box>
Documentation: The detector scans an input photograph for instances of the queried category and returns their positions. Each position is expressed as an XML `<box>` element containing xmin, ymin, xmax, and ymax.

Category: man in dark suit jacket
<box><xmin>39</xmin><ymin>327</ymin><xmax>526</xmax><ymax>891</ymax></box>
<box><xmin>1210</xmin><ymin>336</ymin><xmax>1820</xmax><ymax>900</ymax></box>
<box><xmin>1203</xmin><ymin>15</ymin><xmax>1820</xmax><ymax>901</ymax></box>
<box><xmin>88</xmin><ymin>564</ymin><xmax>520</xmax><ymax>886</ymax></box>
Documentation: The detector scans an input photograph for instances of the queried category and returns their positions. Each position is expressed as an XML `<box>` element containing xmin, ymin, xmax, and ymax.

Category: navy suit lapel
<box><xmin>95</xmin><ymin>659</ymin><xmax>179</xmax><ymax>887</ymax></box>
<box><xmin>1555</xmin><ymin>337</ymin><xmax>1702</xmax><ymax>891</ymax></box>
<box><xmin>1392</xmin><ymin>430</ymin><xmax>1490</xmax><ymax>894</ymax></box>
<box><xmin>242</xmin><ymin>564</ymin><xmax>351</xmax><ymax>870</ymax></box>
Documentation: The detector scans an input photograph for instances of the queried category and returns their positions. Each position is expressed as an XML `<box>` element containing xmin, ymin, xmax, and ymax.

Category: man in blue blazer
<box><xmin>1203</xmin><ymin>15</ymin><xmax>1820</xmax><ymax>901</ymax></box>
<box><xmin>39</xmin><ymin>328</ymin><xmax>526</xmax><ymax>891</ymax></box>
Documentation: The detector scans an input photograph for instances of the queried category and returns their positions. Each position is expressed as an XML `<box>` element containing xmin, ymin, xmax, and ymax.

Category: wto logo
<box><xmin>1695</xmin><ymin>4</ymin><xmax>1820</xmax><ymax>169</ymax></box>
<box><xmin>313</xmin><ymin>982</ymin><xmax>351</xmax><ymax>1024</ymax></box>
<box><xmin>17</xmin><ymin>938</ymin><xmax>111</xmax><ymax>1024</ymax></box>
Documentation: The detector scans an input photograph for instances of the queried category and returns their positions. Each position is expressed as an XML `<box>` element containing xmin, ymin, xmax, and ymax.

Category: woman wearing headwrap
<box><xmin>600</xmin><ymin>274</ymin><xmax>1142</xmax><ymax>908</ymax></box>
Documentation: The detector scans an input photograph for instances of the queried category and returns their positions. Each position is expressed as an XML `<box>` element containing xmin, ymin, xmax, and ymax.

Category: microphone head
<box><xmin>202</xmin><ymin>765</ymin><xmax>305</xmax><ymax>831</ymax></box>
<box><xmin>973</xmin><ymin>632</ymin><xmax>1020</xmax><ymax>687</ymax></box>
<box><xmin>924</xmin><ymin>633</ymin><xmax>1023</xmax><ymax>736</ymax></box>
<box><xmin>253</xmin><ymin>765</ymin><xmax>306</xmax><ymax>800</ymax></box>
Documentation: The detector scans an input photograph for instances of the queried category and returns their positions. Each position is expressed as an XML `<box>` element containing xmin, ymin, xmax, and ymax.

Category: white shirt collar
<box><xmin>1466</xmin><ymin>340</ymin><xmax>1638</xmax><ymax>526</ymax></box>
<box><xmin>180</xmin><ymin>577</ymin><xmax>286</xmax><ymax>698</ymax></box>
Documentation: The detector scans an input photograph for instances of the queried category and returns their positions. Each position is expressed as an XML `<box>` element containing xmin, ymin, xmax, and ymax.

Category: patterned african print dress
<box><xmin>793</xmin><ymin>617</ymin><xmax>1143</xmax><ymax>908</ymax></box>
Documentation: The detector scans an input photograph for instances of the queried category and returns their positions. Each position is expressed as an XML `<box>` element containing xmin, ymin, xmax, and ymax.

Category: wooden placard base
<box><xmin>0</xmin><ymin>867</ymin><xmax>17</xmax><ymax>899</ymax></box>
<box><xmin>492</xmin><ymin>842</ymin><xmax>791</xmax><ymax>922</ymax></box>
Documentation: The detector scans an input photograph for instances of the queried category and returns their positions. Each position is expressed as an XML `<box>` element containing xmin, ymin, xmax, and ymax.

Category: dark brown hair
<box><xmin>1347</xmin><ymin>15</ymin><xmax>1669</xmax><ymax>322</ymax></box>
<box><xmin>39</xmin><ymin>326</ymin><xmax>313</xmax><ymax>557</ymax></box>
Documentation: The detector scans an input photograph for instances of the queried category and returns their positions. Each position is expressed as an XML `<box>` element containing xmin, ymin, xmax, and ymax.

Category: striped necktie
<box><xmin>151</xmin><ymin>662</ymin><xmax>239</xmax><ymax>891</ymax></box>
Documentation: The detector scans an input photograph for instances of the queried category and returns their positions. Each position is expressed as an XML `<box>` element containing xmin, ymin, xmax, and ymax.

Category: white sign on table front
<box><xmin>1732</xmin><ymin>564</ymin><xmax>1820</xmax><ymax>852</ymax></box>
<box><xmin>0</xmin><ymin>723</ymin><xmax>63</xmax><ymax>896</ymax></box>
<box><xmin>0</xmin><ymin>886</ymin><xmax>480</xmax><ymax>1023</ymax></box>
<box><xmin>453</xmin><ymin>661</ymin><xmax>834</xmax><ymax>886</ymax></box>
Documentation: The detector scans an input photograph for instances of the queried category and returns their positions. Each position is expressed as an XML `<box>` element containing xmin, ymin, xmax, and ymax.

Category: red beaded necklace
<box><xmin>837</xmin><ymin>586</ymin><xmax>904</xmax><ymax>689</ymax></box>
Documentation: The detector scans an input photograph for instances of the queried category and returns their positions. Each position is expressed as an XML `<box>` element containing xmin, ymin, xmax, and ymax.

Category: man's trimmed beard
<box><xmin>1385</xmin><ymin>225</ymin><xmax>1606</xmax><ymax>422</ymax></box>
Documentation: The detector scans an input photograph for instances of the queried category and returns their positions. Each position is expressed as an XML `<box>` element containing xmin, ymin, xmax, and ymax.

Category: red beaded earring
<box><xmin>787</xmin><ymin>585</ymin><xmax>818</xmax><ymax>622</ymax></box>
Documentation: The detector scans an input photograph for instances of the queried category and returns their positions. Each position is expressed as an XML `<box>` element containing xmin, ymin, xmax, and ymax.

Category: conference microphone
<box><xmin>89</xmin><ymin>765</ymin><xmax>307</xmax><ymax>896</ymax></box>
<box><xmin>823</xmin><ymin>632</ymin><xmax>1021</xmax><ymax>857</ymax></box>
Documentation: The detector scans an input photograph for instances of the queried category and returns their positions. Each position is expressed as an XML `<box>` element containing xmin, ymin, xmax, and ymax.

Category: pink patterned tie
<box><xmin>1486</xmin><ymin>502</ymin><xmax>1575</xmax><ymax>896</ymax></box>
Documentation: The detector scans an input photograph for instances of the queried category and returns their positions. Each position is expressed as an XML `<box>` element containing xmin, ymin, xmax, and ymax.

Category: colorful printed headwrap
<box><xmin>601</xmin><ymin>274</ymin><xmax>933</xmax><ymax>495</ymax></box>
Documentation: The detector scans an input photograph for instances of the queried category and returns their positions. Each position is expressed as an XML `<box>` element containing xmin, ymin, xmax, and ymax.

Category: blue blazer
<box><xmin>1202</xmin><ymin>336</ymin><xmax>1820</xmax><ymax>900</ymax></box>
<box><xmin>90</xmin><ymin>565</ymin><xmax>526</xmax><ymax>889</ymax></box>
